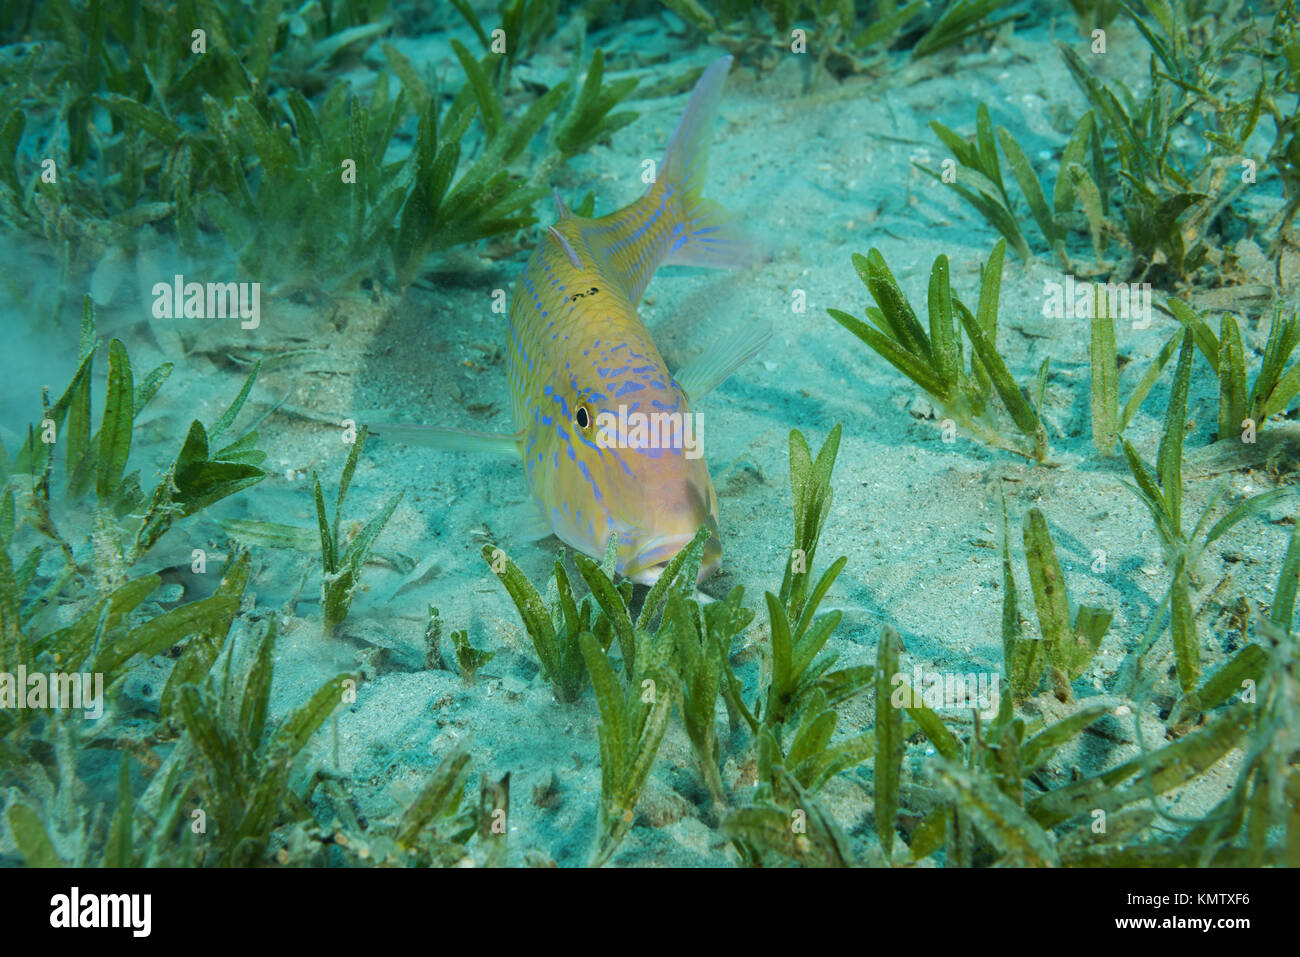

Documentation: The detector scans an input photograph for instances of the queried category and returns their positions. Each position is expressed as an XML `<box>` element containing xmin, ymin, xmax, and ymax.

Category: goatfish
<box><xmin>377</xmin><ymin>55</ymin><xmax>769</xmax><ymax>584</ymax></box>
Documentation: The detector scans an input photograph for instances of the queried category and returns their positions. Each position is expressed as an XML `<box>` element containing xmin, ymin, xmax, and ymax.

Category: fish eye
<box><xmin>575</xmin><ymin>404</ymin><xmax>592</xmax><ymax>431</ymax></box>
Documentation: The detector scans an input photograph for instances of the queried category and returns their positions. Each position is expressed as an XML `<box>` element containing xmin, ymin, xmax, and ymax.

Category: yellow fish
<box><xmin>380</xmin><ymin>55</ymin><xmax>768</xmax><ymax>584</ymax></box>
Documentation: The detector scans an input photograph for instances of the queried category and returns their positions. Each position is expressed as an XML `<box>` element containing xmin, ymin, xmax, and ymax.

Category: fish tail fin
<box><xmin>655</xmin><ymin>55</ymin><xmax>756</xmax><ymax>270</ymax></box>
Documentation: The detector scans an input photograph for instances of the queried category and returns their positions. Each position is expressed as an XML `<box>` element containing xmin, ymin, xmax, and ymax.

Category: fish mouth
<box><xmin>625</xmin><ymin>532</ymin><xmax>722</xmax><ymax>586</ymax></box>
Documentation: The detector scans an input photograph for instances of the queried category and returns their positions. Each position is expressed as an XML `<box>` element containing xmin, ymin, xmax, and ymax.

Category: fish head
<box><xmin>617</xmin><ymin>465</ymin><xmax>723</xmax><ymax>586</ymax></box>
<box><xmin>533</xmin><ymin>365</ymin><xmax>722</xmax><ymax>585</ymax></box>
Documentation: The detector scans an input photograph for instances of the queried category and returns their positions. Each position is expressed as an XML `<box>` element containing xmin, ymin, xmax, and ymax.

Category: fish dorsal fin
<box><xmin>674</xmin><ymin>320</ymin><xmax>772</xmax><ymax>401</ymax></box>
<box><xmin>552</xmin><ymin>188</ymin><xmax>570</xmax><ymax>220</ymax></box>
<box><xmin>547</xmin><ymin>226</ymin><xmax>582</xmax><ymax>269</ymax></box>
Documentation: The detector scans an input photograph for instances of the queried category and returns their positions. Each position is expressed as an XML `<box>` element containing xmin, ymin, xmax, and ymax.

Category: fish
<box><xmin>376</xmin><ymin>55</ymin><xmax>769</xmax><ymax>585</ymax></box>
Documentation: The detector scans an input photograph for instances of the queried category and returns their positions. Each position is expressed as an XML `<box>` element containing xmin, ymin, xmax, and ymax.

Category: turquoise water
<box><xmin>0</xmin><ymin>0</ymin><xmax>1296</xmax><ymax>867</ymax></box>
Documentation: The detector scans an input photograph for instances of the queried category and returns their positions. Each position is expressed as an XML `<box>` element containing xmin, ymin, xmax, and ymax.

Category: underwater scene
<box><xmin>0</xmin><ymin>0</ymin><xmax>1297</xmax><ymax>873</ymax></box>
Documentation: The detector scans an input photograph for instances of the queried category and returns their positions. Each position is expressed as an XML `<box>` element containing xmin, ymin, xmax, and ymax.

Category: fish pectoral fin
<box><xmin>552</xmin><ymin>188</ymin><xmax>571</xmax><ymax>220</ymax></box>
<box><xmin>368</xmin><ymin>423</ymin><xmax>523</xmax><ymax>457</ymax></box>
<box><xmin>674</xmin><ymin>320</ymin><xmax>772</xmax><ymax>402</ymax></box>
<box><xmin>508</xmin><ymin>500</ymin><xmax>555</xmax><ymax>542</ymax></box>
